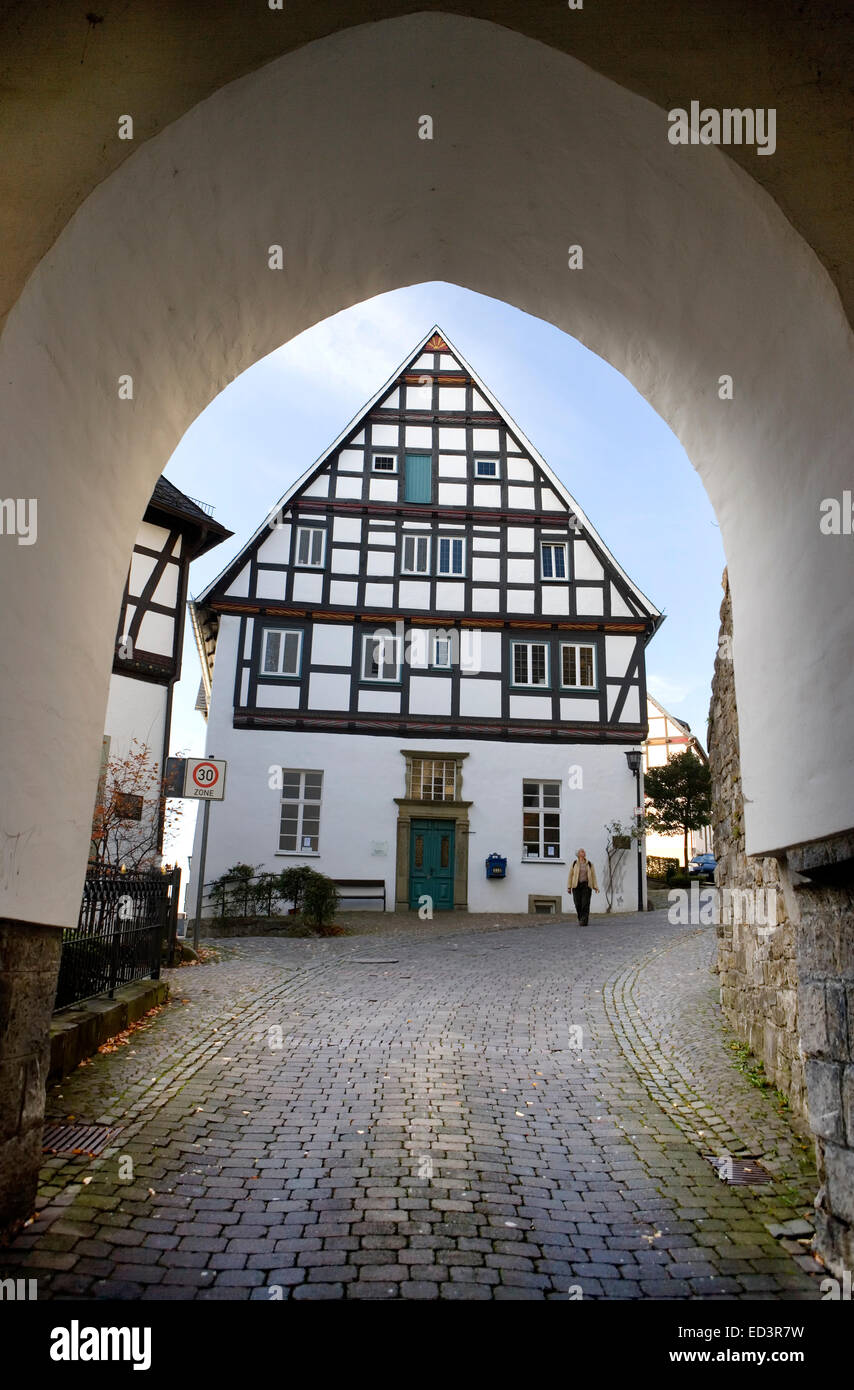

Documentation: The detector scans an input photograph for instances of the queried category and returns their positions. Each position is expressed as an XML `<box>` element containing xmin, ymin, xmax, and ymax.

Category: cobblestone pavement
<box><xmin>2</xmin><ymin>910</ymin><xmax>823</xmax><ymax>1300</ymax></box>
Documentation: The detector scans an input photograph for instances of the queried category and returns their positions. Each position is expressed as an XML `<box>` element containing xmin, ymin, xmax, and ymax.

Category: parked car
<box><xmin>688</xmin><ymin>852</ymin><xmax>716</xmax><ymax>879</ymax></box>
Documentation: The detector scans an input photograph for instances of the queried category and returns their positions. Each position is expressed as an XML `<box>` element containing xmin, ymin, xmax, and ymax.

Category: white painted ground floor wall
<box><xmin>104</xmin><ymin>673</ymin><xmax>168</xmax><ymax>768</ymax></box>
<box><xmin>190</xmin><ymin>728</ymin><xmax>643</xmax><ymax>915</ymax></box>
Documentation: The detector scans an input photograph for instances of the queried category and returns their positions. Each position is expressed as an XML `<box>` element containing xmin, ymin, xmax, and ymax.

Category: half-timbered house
<box><xmin>190</xmin><ymin>328</ymin><xmax>662</xmax><ymax>914</ymax></box>
<box><xmin>643</xmin><ymin>694</ymin><xmax>713</xmax><ymax>866</ymax></box>
<box><xmin>100</xmin><ymin>476</ymin><xmax>231</xmax><ymax>855</ymax></box>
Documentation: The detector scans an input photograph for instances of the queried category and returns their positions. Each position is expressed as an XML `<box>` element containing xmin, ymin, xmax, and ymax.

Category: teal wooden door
<box><xmin>409</xmin><ymin>820</ymin><xmax>455</xmax><ymax>910</ymax></box>
<box><xmin>404</xmin><ymin>452</ymin><xmax>432</xmax><ymax>504</ymax></box>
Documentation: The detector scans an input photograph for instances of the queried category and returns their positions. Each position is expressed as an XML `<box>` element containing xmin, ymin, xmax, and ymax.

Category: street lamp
<box><xmin>624</xmin><ymin>749</ymin><xmax>644</xmax><ymax>912</ymax></box>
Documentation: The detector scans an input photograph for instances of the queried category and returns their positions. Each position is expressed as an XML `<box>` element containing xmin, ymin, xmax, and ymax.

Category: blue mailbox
<box><xmin>485</xmin><ymin>853</ymin><xmax>507</xmax><ymax>880</ymax></box>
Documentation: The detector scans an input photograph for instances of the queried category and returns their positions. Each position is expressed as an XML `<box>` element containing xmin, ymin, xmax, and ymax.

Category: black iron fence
<box><xmin>54</xmin><ymin>865</ymin><xmax>181</xmax><ymax>1012</ymax></box>
<box><xmin>202</xmin><ymin>869</ymin><xmax>301</xmax><ymax>919</ymax></box>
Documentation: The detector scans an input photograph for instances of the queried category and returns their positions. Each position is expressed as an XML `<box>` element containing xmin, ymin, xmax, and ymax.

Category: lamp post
<box><xmin>624</xmin><ymin>749</ymin><xmax>644</xmax><ymax>912</ymax></box>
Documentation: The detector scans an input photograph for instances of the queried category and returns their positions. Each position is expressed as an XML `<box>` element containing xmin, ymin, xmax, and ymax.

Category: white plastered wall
<box><xmin>0</xmin><ymin>14</ymin><xmax>852</xmax><ymax>924</ymax></box>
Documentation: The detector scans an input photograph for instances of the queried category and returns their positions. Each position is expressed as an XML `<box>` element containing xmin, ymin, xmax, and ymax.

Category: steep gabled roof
<box><xmin>147</xmin><ymin>475</ymin><xmax>233</xmax><ymax>559</ymax></box>
<box><xmin>195</xmin><ymin>325</ymin><xmax>662</xmax><ymax>623</ymax></box>
<box><xmin>646</xmin><ymin>692</ymin><xmax>708</xmax><ymax>761</ymax></box>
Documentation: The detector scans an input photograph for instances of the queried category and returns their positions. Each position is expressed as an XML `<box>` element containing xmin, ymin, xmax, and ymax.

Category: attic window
<box><xmin>295</xmin><ymin>527</ymin><xmax>326</xmax><ymax>567</ymax></box>
<box><xmin>475</xmin><ymin>459</ymin><xmax>498</xmax><ymax>478</ymax></box>
<box><xmin>372</xmin><ymin>455</ymin><xmax>396</xmax><ymax>473</ymax></box>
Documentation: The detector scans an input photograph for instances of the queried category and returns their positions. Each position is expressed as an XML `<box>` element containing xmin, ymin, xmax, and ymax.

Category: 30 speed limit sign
<box><xmin>183</xmin><ymin>758</ymin><xmax>227</xmax><ymax>800</ymax></box>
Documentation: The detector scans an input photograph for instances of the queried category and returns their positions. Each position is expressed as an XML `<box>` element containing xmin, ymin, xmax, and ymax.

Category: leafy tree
<box><xmin>90</xmin><ymin>739</ymin><xmax>182</xmax><ymax>870</ymax></box>
<box><xmin>643</xmin><ymin>750</ymin><xmax>712</xmax><ymax>869</ymax></box>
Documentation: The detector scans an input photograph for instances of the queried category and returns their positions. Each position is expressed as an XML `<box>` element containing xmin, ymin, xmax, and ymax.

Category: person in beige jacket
<box><xmin>567</xmin><ymin>848</ymin><xmax>599</xmax><ymax>925</ymax></box>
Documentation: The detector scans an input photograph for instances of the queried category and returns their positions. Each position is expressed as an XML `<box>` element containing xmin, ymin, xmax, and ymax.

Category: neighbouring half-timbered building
<box><xmin>190</xmin><ymin>328</ymin><xmax>663</xmax><ymax>913</ymax></box>
<box><xmin>643</xmin><ymin>694</ymin><xmax>712</xmax><ymax>866</ymax></box>
<box><xmin>100</xmin><ymin>476</ymin><xmax>231</xmax><ymax>854</ymax></box>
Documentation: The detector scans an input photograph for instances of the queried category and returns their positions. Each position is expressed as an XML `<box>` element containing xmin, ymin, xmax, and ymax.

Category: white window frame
<box><xmin>372</xmin><ymin>453</ymin><xmax>397</xmax><ymax>473</ymax></box>
<box><xmin>511</xmin><ymin>640</ymin><xmax>550</xmax><ymax>688</ymax></box>
<box><xmin>540</xmin><ymin>541</ymin><xmax>568</xmax><ymax>581</ymax></box>
<box><xmin>560</xmin><ymin>642</ymin><xmax>597</xmax><ymax>690</ymax></box>
<box><xmin>522</xmin><ymin>779</ymin><xmax>562</xmax><ymax>861</ymax></box>
<box><xmin>436</xmin><ymin>534</ymin><xmax>466</xmax><ymax>577</ymax></box>
<box><xmin>474</xmin><ymin>457</ymin><xmax>500</xmax><ymax>479</ymax></box>
<box><xmin>294</xmin><ymin>526</ymin><xmax>326</xmax><ymax>568</ymax></box>
<box><xmin>400</xmin><ymin>532</ymin><xmax>431</xmax><ymax>576</ymax></box>
<box><xmin>361</xmin><ymin>632</ymin><xmax>403</xmax><ymax>683</ymax></box>
<box><xmin>432</xmin><ymin>632</ymin><xmax>454</xmax><ymax>668</ymax></box>
<box><xmin>261</xmin><ymin>627</ymin><xmax>303</xmax><ymax>679</ymax></box>
<box><xmin>277</xmin><ymin>769</ymin><xmax>323</xmax><ymax>855</ymax></box>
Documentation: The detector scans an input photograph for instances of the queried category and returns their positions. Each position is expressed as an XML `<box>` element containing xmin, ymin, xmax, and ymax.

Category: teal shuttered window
<box><xmin>404</xmin><ymin>453</ymin><xmax>432</xmax><ymax>503</ymax></box>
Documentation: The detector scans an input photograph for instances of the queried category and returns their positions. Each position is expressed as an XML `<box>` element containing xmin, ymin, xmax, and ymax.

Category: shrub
<box><xmin>668</xmin><ymin>873</ymin><xmax>692</xmax><ymax>889</ymax></box>
<box><xmin>251</xmin><ymin>871</ymin><xmax>282</xmax><ymax>916</ymax></box>
<box><xmin>209</xmin><ymin>863</ymin><xmax>260</xmax><ymax>917</ymax></box>
<box><xmin>277</xmin><ymin>864</ymin><xmax>316</xmax><ymax>914</ymax></box>
<box><xmin>301</xmin><ymin>871</ymin><xmax>339</xmax><ymax>932</ymax></box>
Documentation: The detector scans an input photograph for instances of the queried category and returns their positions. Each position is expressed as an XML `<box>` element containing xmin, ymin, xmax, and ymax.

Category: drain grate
<box><xmin>705</xmin><ymin>1154</ymin><xmax>775</xmax><ymax>1185</ymax></box>
<box><xmin>43</xmin><ymin>1122</ymin><xmax>123</xmax><ymax>1157</ymax></box>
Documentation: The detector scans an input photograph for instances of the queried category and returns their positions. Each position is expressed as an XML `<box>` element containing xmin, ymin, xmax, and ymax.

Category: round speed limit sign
<box><xmin>184</xmin><ymin>758</ymin><xmax>227</xmax><ymax>799</ymax></box>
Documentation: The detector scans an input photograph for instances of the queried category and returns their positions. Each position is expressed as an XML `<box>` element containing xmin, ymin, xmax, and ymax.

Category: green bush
<box><xmin>277</xmin><ymin>864</ymin><xmax>316</xmax><ymax>914</ymax></box>
<box><xmin>209</xmin><ymin>863</ymin><xmax>260</xmax><ymax>917</ymax></box>
<box><xmin>668</xmin><ymin>873</ymin><xmax>692</xmax><ymax>888</ymax></box>
<box><xmin>301</xmin><ymin>871</ymin><xmax>339</xmax><ymax>932</ymax></box>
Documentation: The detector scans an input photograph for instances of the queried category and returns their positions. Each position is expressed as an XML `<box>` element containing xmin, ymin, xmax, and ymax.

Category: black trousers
<box><xmin>572</xmin><ymin>883</ymin><xmax>592</xmax><ymax>925</ymax></box>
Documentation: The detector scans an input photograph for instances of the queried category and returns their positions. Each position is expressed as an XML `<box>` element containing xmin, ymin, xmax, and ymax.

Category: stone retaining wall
<box><xmin>709</xmin><ymin>569</ymin><xmax>854</xmax><ymax>1275</ymax></box>
<box><xmin>707</xmin><ymin>572</ymin><xmax>804</xmax><ymax>1114</ymax></box>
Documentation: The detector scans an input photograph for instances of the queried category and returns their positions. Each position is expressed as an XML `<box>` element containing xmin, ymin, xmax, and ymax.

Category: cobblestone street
<box><xmin>2</xmin><ymin>910</ymin><xmax>822</xmax><ymax>1300</ymax></box>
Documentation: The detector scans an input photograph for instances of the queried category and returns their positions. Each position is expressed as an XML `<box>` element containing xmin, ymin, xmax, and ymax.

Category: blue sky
<box><xmin>163</xmin><ymin>283</ymin><xmax>725</xmax><ymax>869</ymax></box>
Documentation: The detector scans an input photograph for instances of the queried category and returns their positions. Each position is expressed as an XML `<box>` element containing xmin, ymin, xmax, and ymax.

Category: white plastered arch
<box><xmin>1</xmin><ymin>13</ymin><xmax>851</xmax><ymax>925</ymax></box>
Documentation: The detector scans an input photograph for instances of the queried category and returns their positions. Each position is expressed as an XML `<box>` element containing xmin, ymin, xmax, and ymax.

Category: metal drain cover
<box><xmin>705</xmin><ymin>1154</ymin><xmax>775</xmax><ymax>1185</ymax></box>
<box><xmin>43</xmin><ymin>1122</ymin><xmax>122</xmax><ymax>1156</ymax></box>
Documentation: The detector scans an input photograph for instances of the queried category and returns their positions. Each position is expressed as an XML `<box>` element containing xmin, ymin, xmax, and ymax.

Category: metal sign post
<box><xmin>192</xmin><ymin>796</ymin><xmax>212</xmax><ymax>952</ymax></box>
<box><xmin>163</xmin><ymin>756</ymin><xmax>227</xmax><ymax>952</ymax></box>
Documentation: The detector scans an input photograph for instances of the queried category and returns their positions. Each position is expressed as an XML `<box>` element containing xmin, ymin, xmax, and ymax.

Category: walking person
<box><xmin>568</xmin><ymin>848</ymin><xmax>598</xmax><ymax>925</ymax></box>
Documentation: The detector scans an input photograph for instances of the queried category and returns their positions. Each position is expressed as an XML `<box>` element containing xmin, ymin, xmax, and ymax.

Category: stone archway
<box><xmin>1</xmin><ymin>12</ymin><xmax>851</xmax><ymax>1249</ymax></box>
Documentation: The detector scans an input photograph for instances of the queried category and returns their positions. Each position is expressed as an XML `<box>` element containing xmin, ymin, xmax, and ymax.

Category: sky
<box><xmin>162</xmin><ymin>283</ymin><xmax>725</xmax><ymax>875</ymax></box>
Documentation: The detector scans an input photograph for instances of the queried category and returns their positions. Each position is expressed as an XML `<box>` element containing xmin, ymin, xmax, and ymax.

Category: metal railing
<box><xmin>54</xmin><ymin>866</ymin><xmax>180</xmax><ymax>1012</ymax></box>
<box><xmin>203</xmin><ymin>870</ymin><xmax>293</xmax><ymax>919</ymax></box>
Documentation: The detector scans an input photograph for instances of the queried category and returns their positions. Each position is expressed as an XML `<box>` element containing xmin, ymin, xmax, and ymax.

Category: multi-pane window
<box><xmin>511</xmin><ymin>641</ymin><xmax>549</xmax><ymax>687</ymax></box>
<box><xmin>561</xmin><ymin>642</ymin><xmax>596</xmax><ymax>689</ymax></box>
<box><xmin>437</xmin><ymin>536</ymin><xmax>465</xmax><ymax>576</ymax></box>
<box><xmin>279</xmin><ymin>770</ymin><xmax>322</xmax><ymax>853</ymax></box>
<box><xmin>372</xmin><ymin>454</ymin><xmax>396</xmax><ymax>472</ymax></box>
<box><xmin>362</xmin><ymin>632</ymin><xmax>402</xmax><ymax>682</ymax></box>
<box><xmin>522</xmin><ymin>780</ymin><xmax>561</xmax><ymax>859</ymax></box>
<box><xmin>475</xmin><ymin>458</ymin><xmax>498</xmax><ymax>478</ymax></box>
<box><xmin>540</xmin><ymin>542</ymin><xmax>568</xmax><ymax>580</ymax></box>
<box><xmin>401</xmin><ymin>534</ymin><xmax>431</xmax><ymax>575</ymax></box>
<box><xmin>262</xmin><ymin>628</ymin><xmax>302</xmax><ymax>677</ymax></box>
<box><xmin>295</xmin><ymin>527</ymin><xmax>326</xmax><ymax>567</ymax></box>
<box><xmin>406</xmin><ymin>758</ymin><xmax>458</xmax><ymax>802</ymax></box>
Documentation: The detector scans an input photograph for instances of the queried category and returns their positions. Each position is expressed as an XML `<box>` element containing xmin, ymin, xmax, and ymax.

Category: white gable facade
<box><xmin>643</xmin><ymin>694</ymin><xmax>713</xmax><ymax>865</ymax></box>
<box><xmin>191</xmin><ymin>329</ymin><xmax>662</xmax><ymax>915</ymax></box>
